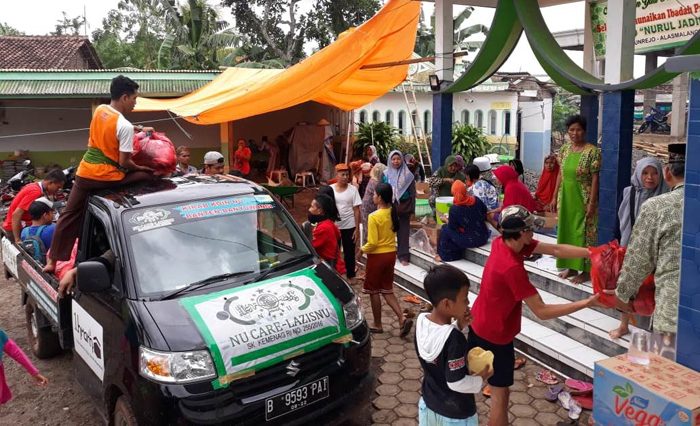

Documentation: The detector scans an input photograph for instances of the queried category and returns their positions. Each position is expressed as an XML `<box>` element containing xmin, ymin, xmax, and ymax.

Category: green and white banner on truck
<box><xmin>180</xmin><ymin>268</ymin><xmax>351</xmax><ymax>389</ymax></box>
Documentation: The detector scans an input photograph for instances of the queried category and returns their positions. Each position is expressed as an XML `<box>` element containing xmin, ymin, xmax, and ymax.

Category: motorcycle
<box><xmin>638</xmin><ymin>108</ymin><xmax>671</xmax><ymax>134</ymax></box>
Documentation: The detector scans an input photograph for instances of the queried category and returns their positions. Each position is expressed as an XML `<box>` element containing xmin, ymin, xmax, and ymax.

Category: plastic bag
<box><xmin>589</xmin><ymin>240</ymin><xmax>656</xmax><ymax>315</ymax></box>
<box><xmin>132</xmin><ymin>131</ymin><xmax>177</xmax><ymax>176</ymax></box>
<box><xmin>589</xmin><ymin>240</ymin><xmax>627</xmax><ymax>308</ymax></box>
<box><xmin>410</xmin><ymin>229</ymin><xmax>435</xmax><ymax>256</ymax></box>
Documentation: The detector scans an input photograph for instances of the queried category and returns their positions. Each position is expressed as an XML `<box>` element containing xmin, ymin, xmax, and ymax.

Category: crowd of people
<box><xmin>0</xmin><ymin>73</ymin><xmax>688</xmax><ymax>425</ymax></box>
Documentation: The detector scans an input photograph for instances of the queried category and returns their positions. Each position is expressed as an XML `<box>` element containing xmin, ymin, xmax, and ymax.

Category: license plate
<box><xmin>265</xmin><ymin>376</ymin><xmax>329</xmax><ymax>421</ymax></box>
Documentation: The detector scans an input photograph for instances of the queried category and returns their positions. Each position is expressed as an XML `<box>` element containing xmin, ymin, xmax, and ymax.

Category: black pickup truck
<box><xmin>1</xmin><ymin>175</ymin><xmax>371</xmax><ymax>425</ymax></box>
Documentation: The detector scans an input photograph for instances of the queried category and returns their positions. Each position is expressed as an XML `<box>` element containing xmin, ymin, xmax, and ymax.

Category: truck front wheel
<box><xmin>114</xmin><ymin>396</ymin><xmax>137</xmax><ymax>426</ymax></box>
<box><xmin>25</xmin><ymin>301</ymin><xmax>61</xmax><ymax>358</ymax></box>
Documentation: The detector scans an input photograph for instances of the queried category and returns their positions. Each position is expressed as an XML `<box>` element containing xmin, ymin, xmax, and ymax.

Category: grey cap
<box><xmin>203</xmin><ymin>151</ymin><xmax>224</xmax><ymax>165</ymax></box>
<box><xmin>473</xmin><ymin>156</ymin><xmax>491</xmax><ymax>172</ymax></box>
<box><xmin>34</xmin><ymin>196</ymin><xmax>55</xmax><ymax>210</ymax></box>
<box><xmin>499</xmin><ymin>205</ymin><xmax>545</xmax><ymax>232</ymax></box>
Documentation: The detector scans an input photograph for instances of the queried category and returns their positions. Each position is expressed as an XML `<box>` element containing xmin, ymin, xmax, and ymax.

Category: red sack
<box><xmin>589</xmin><ymin>240</ymin><xmax>627</xmax><ymax>308</ymax></box>
<box><xmin>132</xmin><ymin>131</ymin><xmax>177</xmax><ymax>176</ymax></box>
<box><xmin>633</xmin><ymin>275</ymin><xmax>656</xmax><ymax>316</ymax></box>
<box><xmin>589</xmin><ymin>240</ymin><xmax>656</xmax><ymax>315</ymax></box>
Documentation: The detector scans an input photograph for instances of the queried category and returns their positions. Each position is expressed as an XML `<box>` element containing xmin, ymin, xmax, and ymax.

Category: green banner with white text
<box><xmin>590</xmin><ymin>0</ymin><xmax>700</xmax><ymax>59</ymax></box>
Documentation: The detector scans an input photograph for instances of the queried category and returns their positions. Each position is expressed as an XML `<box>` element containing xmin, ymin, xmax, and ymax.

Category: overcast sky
<box><xmin>2</xmin><ymin>0</ymin><xmax>649</xmax><ymax>78</ymax></box>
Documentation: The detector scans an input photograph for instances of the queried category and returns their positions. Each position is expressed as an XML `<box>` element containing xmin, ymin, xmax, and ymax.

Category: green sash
<box><xmin>82</xmin><ymin>147</ymin><xmax>128</xmax><ymax>173</ymax></box>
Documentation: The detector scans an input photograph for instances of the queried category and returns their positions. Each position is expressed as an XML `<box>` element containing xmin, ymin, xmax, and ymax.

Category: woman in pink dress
<box><xmin>1</xmin><ymin>329</ymin><xmax>48</xmax><ymax>404</ymax></box>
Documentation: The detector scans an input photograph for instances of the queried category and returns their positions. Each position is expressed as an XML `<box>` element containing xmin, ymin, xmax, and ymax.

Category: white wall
<box><xmin>354</xmin><ymin>90</ymin><xmax>519</xmax><ymax>142</ymax></box>
<box><xmin>0</xmin><ymin>98</ymin><xmax>220</xmax><ymax>153</ymax></box>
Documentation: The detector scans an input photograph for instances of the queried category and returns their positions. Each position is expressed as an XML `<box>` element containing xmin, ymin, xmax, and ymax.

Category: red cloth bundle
<box><xmin>589</xmin><ymin>240</ymin><xmax>627</xmax><ymax>308</ymax></box>
<box><xmin>133</xmin><ymin>131</ymin><xmax>177</xmax><ymax>176</ymax></box>
<box><xmin>589</xmin><ymin>240</ymin><xmax>656</xmax><ymax>315</ymax></box>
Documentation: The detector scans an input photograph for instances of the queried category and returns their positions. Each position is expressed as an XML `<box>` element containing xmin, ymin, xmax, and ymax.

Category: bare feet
<box><xmin>400</xmin><ymin>260</ymin><xmax>410</xmax><ymax>267</ymax></box>
<box><xmin>609</xmin><ymin>325</ymin><xmax>630</xmax><ymax>340</ymax></box>
<box><xmin>558</xmin><ymin>269</ymin><xmax>578</xmax><ymax>280</ymax></box>
<box><xmin>571</xmin><ymin>272</ymin><xmax>590</xmax><ymax>284</ymax></box>
<box><xmin>434</xmin><ymin>255</ymin><xmax>442</xmax><ymax>262</ymax></box>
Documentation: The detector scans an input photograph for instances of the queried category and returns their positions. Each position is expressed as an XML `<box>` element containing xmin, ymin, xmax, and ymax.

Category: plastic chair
<box><xmin>269</xmin><ymin>169</ymin><xmax>289</xmax><ymax>184</ymax></box>
<box><xmin>295</xmin><ymin>172</ymin><xmax>316</xmax><ymax>187</ymax></box>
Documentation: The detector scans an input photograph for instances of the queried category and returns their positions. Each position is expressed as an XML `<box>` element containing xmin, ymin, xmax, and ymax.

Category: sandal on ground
<box><xmin>369</xmin><ymin>327</ymin><xmax>384</xmax><ymax>333</ymax></box>
<box><xmin>535</xmin><ymin>369</ymin><xmax>559</xmax><ymax>385</ymax></box>
<box><xmin>483</xmin><ymin>385</ymin><xmax>491</xmax><ymax>397</ymax></box>
<box><xmin>565</xmin><ymin>378</ymin><xmax>593</xmax><ymax>394</ymax></box>
<box><xmin>558</xmin><ymin>391</ymin><xmax>573</xmax><ymax>410</ymax></box>
<box><xmin>514</xmin><ymin>357</ymin><xmax>527</xmax><ymax>369</ymax></box>
<box><xmin>573</xmin><ymin>395</ymin><xmax>593</xmax><ymax>411</ymax></box>
<box><xmin>404</xmin><ymin>295</ymin><xmax>422</xmax><ymax>304</ymax></box>
<box><xmin>568</xmin><ymin>398</ymin><xmax>582</xmax><ymax>420</ymax></box>
<box><xmin>546</xmin><ymin>384</ymin><xmax>564</xmax><ymax>402</ymax></box>
<box><xmin>400</xmin><ymin>318</ymin><xmax>414</xmax><ymax>337</ymax></box>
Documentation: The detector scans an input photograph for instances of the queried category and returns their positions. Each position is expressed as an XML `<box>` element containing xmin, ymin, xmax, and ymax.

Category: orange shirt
<box><xmin>77</xmin><ymin>105</ymin><xmax>134</xmax><ymax>181</ymax></box>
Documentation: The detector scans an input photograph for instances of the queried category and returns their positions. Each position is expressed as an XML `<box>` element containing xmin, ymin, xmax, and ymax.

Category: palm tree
<box><xmin>414</xmin><ymin>7</ymin><xmax>488</xmax><ymax>58</ymax></box>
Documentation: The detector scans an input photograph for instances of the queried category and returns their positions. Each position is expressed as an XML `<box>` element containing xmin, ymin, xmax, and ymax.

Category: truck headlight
<box><xmin>139</xmin><ymin>347</ymin><xmax>217</xmax><ymax>384</ymax></box>
<box><xmin>343</xmin><ymin>296</ymin><xmax>364</xmax><ymax>330</ymax></box>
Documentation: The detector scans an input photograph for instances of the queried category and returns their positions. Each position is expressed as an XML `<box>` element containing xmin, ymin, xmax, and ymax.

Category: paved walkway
<box><xmin>284</xmin><ymin>186</ymin><xmax>592</xmax><ymax>425</ymax></box>
<box><xmin>347</xmin><ymin>279</ymin><xmax>592</xmax><ymax>426</ymax></box>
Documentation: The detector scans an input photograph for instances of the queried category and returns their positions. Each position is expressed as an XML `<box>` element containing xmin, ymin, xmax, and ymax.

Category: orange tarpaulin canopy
<box><xmin>134</xmin><ymin>0</ymin><xmax>420</xmax><ymax>125</ymax></box>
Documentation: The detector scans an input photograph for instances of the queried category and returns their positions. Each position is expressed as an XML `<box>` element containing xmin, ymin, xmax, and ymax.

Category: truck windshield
<box><xmin>124</xmin><ymin>194</ymin><xmax>312</xmax><ymax>297</ymax></box>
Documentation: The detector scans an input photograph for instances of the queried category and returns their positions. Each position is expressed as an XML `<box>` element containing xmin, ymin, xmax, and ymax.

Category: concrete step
<box><xmin>444</xmin><ymin>231</ymin><xmax>652</xmax><ymax>330</ymax></box>
<box><xmin>408</xmin><ymin>248</ymin><xmax>637</xmax><ymax>358</ymax></box>
<box><xmin>393</xmin><ymin>256</ymin><xmax>629</xmax><ymax>380</ymax></box>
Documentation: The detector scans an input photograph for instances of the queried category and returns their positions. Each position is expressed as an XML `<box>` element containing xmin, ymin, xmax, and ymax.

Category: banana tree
<box><xmin>414</xmin><ymin>7</ymin><xmax>489</xmax><ymax>58</ymax></box>
<box><xmin>157</xmin><ymin>0</ymin><xmax>247</xmax><ymax>70</ymax></box>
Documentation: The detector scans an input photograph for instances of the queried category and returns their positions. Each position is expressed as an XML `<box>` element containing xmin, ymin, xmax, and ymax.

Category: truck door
<box><xmin>72</xmin><ymin>205</ymin><xmax>128</xmax><ymax>411</ymax></box>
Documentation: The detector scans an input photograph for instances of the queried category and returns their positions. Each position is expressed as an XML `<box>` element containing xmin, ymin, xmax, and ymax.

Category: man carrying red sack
<box><xmin>605</xmin><ymin>144</ymin><xmax>686</xmax><ymax>337</ymax></box>
<box><xmin>44</xmin><ymin>75</ymin><xmax>154</xmax><ymax>273</ymax></box>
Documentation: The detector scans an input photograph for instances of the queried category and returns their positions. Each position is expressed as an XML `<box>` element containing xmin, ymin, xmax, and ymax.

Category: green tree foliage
<box><xmin>52</xmin><ymin>12</ymin><xmax>85</xmax><ymax>36</ymax></box>
<box><xmin>91</xmin><ymin>0</ymin><xmax>167</xmax><ymax>69</ymax></box>
<box><xmin>224</xmin><ymin>0</ymin><xmax>306</xmax><ymax>65</ymax></box>
<box><xmin>353</xmin><ymin>122</ymin><xmax>398</xmax><ymax>162</ymax></box>
<box><xmin>414</xmin><ymin>7</ymin><xmax>488</xmax><ymax>58</ymax></box>
<box><xmin>158</xmin><ymin>0</ymin><xmax>245</xmax><ymax>70</ymax></box>
<box><xmin>305</xmin><ymin>0</ymin><xmax>381</xmax><ymax>49</ymax></box>
<box><xmin>552</xmin><ymin>90</ymin><xmax>581</xmax><ymax>148</ymax></box>
<box><xmin>451</xmin><ymin>123</ymin><xmax>490</xmax><ymax>163</ymax></box>
<box><xmin>0</xmin><ymin>22</ymin><xmax>24</xmax><ymax>36</ymax></box>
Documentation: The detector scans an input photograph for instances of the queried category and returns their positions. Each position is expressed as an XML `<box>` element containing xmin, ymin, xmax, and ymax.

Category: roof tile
<box><xmin>0</xmin><ymin>36</ymin><xmax>102</xmax><ymax>70</ymax></box>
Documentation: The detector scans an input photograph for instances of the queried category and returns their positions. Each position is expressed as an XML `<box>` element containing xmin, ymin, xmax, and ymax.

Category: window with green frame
<box><xmin>398</xmin><ymin>110</ymin><xmax>406</xmax><ymax>134</ymax></box>
<box><xmin>503</xmin><ymin>110</ymin><xmax>512</xmax><ymax>136</ymax></box>
<box><xmin>461</xmin><ymin>109</ymin><xmax>470</xmax><ymax>125</ymax></box>
<box><xmin>488</xmin><ymin>110</ymin><xmax>497</xmax><ymax>135</ymax></box>
<box><xmin>474</xmin><ymin>109</ymin><xmax>484</xmax><ymax>130</ymax></box>
<box><xmin>359</xmin><ymin>110</ymin><xmax>367</xmax><ymax>123</ymax></box>
<box><xmin>385</xmin><ymin>110</ymin><xmax>394</xmax><ymax>127</ymax></box>
<box><xmin>372</xmin><ymin>110</ymin><xmax>381</xmax><ymax>123</ymax></box>
<box><xmin>423</xmin><ymin>110</ymin><xmax>432</xmax><ymax>135</ymax></box>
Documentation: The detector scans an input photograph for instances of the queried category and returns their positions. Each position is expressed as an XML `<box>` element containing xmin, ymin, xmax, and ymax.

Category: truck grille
<box><xmin>180</xmin><ymin>343</ymin><xmax>342</xmax><ymax>417</ymax></box>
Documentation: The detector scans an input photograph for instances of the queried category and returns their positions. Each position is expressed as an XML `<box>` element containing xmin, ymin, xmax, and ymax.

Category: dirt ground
<box><xmin>0</xmin><ymin>275</ymin><xmax>100</xmax><ymax>425</ymax></box>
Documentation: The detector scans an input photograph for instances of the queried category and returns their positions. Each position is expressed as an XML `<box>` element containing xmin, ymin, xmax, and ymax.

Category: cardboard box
<box><xmin>416</xmin><ymin>182</ymin><xmax>430</xmax><ymax>199</ymax></box>
<box><xmin>593</xmin><ymin>354</ymin><xmax>700</xmax><ymax>426</ymax></box>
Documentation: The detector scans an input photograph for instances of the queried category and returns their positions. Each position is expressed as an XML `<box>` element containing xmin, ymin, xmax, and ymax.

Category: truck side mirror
<box><xmin>77</xmin><ymin>261</ymin><xmax>111</xmax><ymax>293</ymax></box>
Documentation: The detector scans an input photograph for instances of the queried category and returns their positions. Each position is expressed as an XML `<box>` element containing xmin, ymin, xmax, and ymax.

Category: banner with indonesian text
<box><xmin>180</xmin><ymin>268</ymin><xmax>349</xmax><ymax>389</ymax></box>
<box><xmin>590</xmin><ymin>1</ymin><xmax>700</xmax><ymax>59</ymax></box>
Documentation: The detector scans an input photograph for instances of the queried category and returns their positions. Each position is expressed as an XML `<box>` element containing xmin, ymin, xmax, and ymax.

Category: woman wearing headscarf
<box><xmin>427</xmin><ymin>155</ymin><xmax>466</xmax><ymax>212</ymax></box>
<box><xmin>493</xmin><ymin>165</ymin><xmax>538</xmax><ymax>213</ymax></box>
<box><xmin>435</xmin><ymin>180</ymin><xmax>490</xmax><ymax>262</ymax></box>
<box><xmin>383</xmin><ymin>150</ymin><xmax>415</xmax><ymax>266</ymax></box>
<box><xmin>361</xmin><ymin>163</ymin><xmax>388</xmax><ymax>245</ymax></box>
<box><xmin>365</xmin><ymin>145</ymin><xmax>379</xmax><ymax>165</ymax></box>
<box><xmin>455</xmin><ymin>155</ymin><xmax>465</xmax><ymax>172</ymax></box>
<box><xmin>608</xmin><ymin>157</ymin><xmax>667</xmax><ymax>340</ymax></box>
<box><xmin>534</xmin><ymin>155</ymin><xmax>560</xmax><ymax>211</ymax></box>
<box><xmin>551</xmin><ymin>115</ymin><xmax>601</xmax><ymax>284</ymax></box>
<box><xmin>509</xmin><ymin>159</ymin><xmax>525</xmax><ymax>183</ymax></box>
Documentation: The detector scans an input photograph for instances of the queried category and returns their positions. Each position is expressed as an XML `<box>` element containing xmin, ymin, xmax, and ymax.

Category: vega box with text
<box><xmin>593</xmin><ymin>354</ymin><xmax>700</xmax><ymax>426</ymax></box>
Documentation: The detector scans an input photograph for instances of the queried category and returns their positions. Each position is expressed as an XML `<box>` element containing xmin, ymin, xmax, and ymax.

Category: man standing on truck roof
<box><xmin>44</xmin><ymin>75</ymin><xmax>155</xmax><ymax>273</ymax></box>
<box><xmin>2</xmin><ymin>169</ymin><xmax>65</xmax><ymax>244</ymax></box>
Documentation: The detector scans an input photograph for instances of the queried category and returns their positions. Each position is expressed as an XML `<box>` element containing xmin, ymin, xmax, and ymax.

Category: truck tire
<box><xmin>25</xmin><ymin>301</ymin><xmax>61</xmax><ymax>359</ymax></box>
<box><xmin>114</xmin><ymin>396</ymin><xmax>138</xmax><ymax>426</ymax></box>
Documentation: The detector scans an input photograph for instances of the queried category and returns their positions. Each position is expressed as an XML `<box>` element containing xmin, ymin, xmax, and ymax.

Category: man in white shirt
<box><xmin>332</xmin><ymin>163</ymin><xmax>362</xmax><ymax>282</ymax></box>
